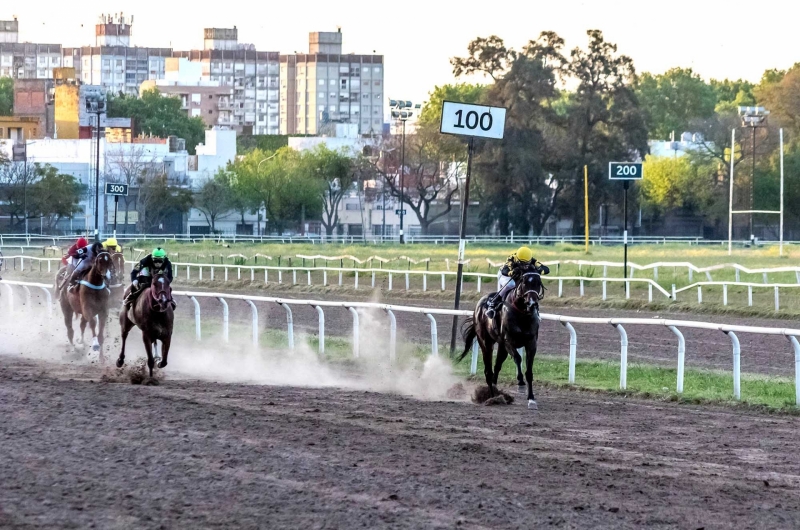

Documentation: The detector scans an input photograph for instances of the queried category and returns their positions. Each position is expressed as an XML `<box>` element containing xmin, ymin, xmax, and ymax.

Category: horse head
<box><xmin>93</xmin><ymin>251</ymin><xmax>114</xmax><ymax>281</ymax></box>
<box><xmin>150</xmin><ymin>273</ymin><xmax>173</xmax><ymax>313</ymax></box>
<box><xmin>514</xmin><ymin>272</ymin><xmax>544</xmax><ymax>313</ymax></box>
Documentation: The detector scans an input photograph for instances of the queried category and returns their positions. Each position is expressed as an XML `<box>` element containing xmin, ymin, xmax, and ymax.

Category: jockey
<box><xmin>485</xmin><ymin>246</ymin><xmax>550</xmax><ymax>319</ymax></box>
<box><xmin>65</xmin><ymin>241</ymin><xmax>105</xmax><ymax>291</ymax></box>
<box><xmin>64</xmin><ymin>236</ymin><xmax>89</xmax><ymax>271</ymax></box>
<box><xmin>102</xmin><ymin>237</ymin><xmax>122</xmax><ymax>253</ymax></box>
<box><xmin>124</xmin><ymin>247</ymin><xmax>174</xmax><ymax>309</ymax></box>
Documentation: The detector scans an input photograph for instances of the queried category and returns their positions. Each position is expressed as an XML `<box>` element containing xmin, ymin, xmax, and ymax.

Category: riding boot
<box><xmin>485</xmin><ymin>294</ymin><xmax>501</xmax><ymax>319</ymax></box>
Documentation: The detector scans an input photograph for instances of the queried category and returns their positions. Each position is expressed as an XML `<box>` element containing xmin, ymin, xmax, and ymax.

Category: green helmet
<box><xmin>152</xmin><ymin>247</ymin><xmax>167</xmax><ymax>259</ymax></box>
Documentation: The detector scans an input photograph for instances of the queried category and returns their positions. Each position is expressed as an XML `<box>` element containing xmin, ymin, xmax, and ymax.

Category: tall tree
<box><xmin>0</xmin><ymin>77</ymin><xmax>12</xmax><ymax>116</ymax></box>
<box><xmin>107</xmin><ymin>88</ymin><xmax>207</xmax><ymax>154</ymax></box>
<box><xmin>636</xmin><ymin>68</ymin><xmax>717</xmax><ymax>140</ymax></box>
<box><xmin>30</xmin><ymin>168</ymin><xmax>86</xmax><ymax>230</ymax></box>
<box><xmin>136</xmin><ymin>174</ymin><xmax>193</xmax><ymax>232</ymax></box>
<box><xmin>195</xmin><ymin>172</ymin><xmax>233</xmax><ymax>233</ymax></box>
<box><xmin>710</xmin><ymin>78</ymin><xmax>756</xmax><ymax>114</ymax></box>
<box><xmin>417</xmin><ymin>84</ymin><xmax>487</xmax><ymax>127</ymax></box>
<box><xmin>301</xmin><ymin>145</ymin><xmax>355</xmax><ymax>237</ymax></box>
<box><xmin>755</xmin><ymin>64</ymin><xmax>800</xmax><ymax>134</ymax></box>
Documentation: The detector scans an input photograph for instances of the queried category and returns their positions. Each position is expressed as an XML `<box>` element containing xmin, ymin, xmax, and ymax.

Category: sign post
<box><xmin>608</xmin><ymin>162</ymin><xmax>643</xmax><ymax>280</ymax></box>
<box><xmin>104</xmin><ymin>183</ymin><xmax>129</xmax><ymax>237</ymax></box>
<box><xmin>441</xmin><ymin>101</ymin><xmax>507</xmax><ymax>355</ymax></box>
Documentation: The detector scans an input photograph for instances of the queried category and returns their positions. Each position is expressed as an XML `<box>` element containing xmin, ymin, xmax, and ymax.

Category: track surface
<box><xmin>2</xmin><ymin>355</ymin><xmax>800</xmax><ymax>529</ymax></box>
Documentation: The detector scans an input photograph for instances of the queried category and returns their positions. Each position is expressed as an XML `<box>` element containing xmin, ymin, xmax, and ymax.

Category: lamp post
<box><xmin>86</xmin><ymin>95</ymin><xmax>106</xmax><ymax>242</ymax></box>
<box><xmin>738</xmin><ymin>106</ymin><xmax>769</xmax><ymax>242</ymax></box>
<box><xmin>389</xmin><ymin>99</ymin><xmax>419</xmax><ymax>244</ymax></box>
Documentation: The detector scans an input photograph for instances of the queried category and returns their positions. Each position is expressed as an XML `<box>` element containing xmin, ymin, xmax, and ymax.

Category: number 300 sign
<box><xmin>440</xmin><ymin>101</ymin><xmax>506</xmax><ymax>140</ymax></box>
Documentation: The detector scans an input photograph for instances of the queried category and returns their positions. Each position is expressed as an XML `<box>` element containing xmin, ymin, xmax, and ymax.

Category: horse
<box><xmin>59</xmin><ymin>251</ymin><xmax>115</xmax><ymax>360</ymax></box>
<box><xmin>458</xmin><ymin>272</ymin><xmax>545</xmax><ymax>410</ymax></box>
<box><xmin>117</xmin><ymin>272</ymin><xmax>174</xmax><ymax>378</ymax></box>
<box><xmin>107</xmin><ymin>251</ymin><xmax>126</xmax><ymax>306</ymax></box>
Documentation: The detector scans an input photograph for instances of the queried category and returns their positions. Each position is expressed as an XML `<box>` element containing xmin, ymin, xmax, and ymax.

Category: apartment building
<box><xmin>61</xmin><ymin>14</ymin><xmax>170</xmax><ymax>96</ymax></box>
<box><xmin>280</xmin><ymin>30</ymin><xmax>384</xmax><ymax>136</ymax></box>
<box><xmin>173</xmin><ymin>28</ymin><xmax>280</xmax><ymax>135</ymax></box>
<box><xmin>0</xmin><ymin>18</ymin><xmax>62</xmax><ymax>79</ymax></box>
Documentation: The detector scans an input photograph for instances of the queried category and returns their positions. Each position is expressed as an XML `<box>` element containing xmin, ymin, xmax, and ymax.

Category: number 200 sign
<box><xmin>608</xmin><ymin>162</ymin><xmax>643</xmax><ymax>180</ymax></box>
<box><xmin>440</xmin><ymin>101</ymin><xmax>506</xmax><ymax>140</ymax></box>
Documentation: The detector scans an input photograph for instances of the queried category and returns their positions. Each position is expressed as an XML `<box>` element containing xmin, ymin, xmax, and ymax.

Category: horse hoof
<box><xmin>528</xmin><ymin>400</ymin><xmax>538</xmax><ymax>411</ymax></box>
<box><xmin>157</xmin><ymin>360</ymin><xmax>167</xmax><ymax>369</ymax></box>
<box><xmin>518</xmin><ymin>385</ymin><xmax>526</xmax><ymax>394</ymax></box>
<box><xmin>116</xmin><ymin>359</ymin><xmax>124</xmax><ymax>368</ymax></box>
<box><xmin>92</xmin><ymin>344</ymin><xmax>100</xmax><ymax>352</ymax></box>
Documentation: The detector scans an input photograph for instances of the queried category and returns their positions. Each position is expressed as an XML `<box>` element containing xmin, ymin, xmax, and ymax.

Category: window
<box><xmin>330</xmin><ymin>79</ymin><xmax>336</xmax><ymax>86</ymax></box>
<box><xmin>374</xmin><ymin>80</ymin><xmax>381</xmax><ymax>86</ymax></box>
<box><xmin>330</xmin><ymin>92</ymin><xmax>336</xmax><ymax>99</ymax></box>
<box><xmin>318</xmin><ymin>92</ymin><xmax>325</xmax><ymax>99</ymax></box>
<box><xmin>345</xmin><ymin>203</ymin><xmax>359</xmax><ymax>211</ymax></box>
<box><xmin>209</xmin><ymin>110</ymin><xmax>213</xmax><ymax>114</ymax></box>
<box><xmin>191</xmin><ymin>108</ymin><xmax>201</xmax><ymax>117</ymax></box>
<box><xmin>191</xmin><ymin>93</ymin><xmax>201</xmax><ymax>104</ymax></box>
<box><xmin>319</xmin><ymin>79</ymin><xmax>325</xmax><ymax>85</ymax></box>
<box><xmin>374</xmin><ymin>93</ymin><xmax>381</xmax><ymax>99</ymax></box>
<box><xmin>208</xmin><ymin>94</ymin><xmax>213</xmax><ymax>99</ymax></box>
<box><xmin>340</xmin><ymin>79</ymin><xmax>348</xmax><ymax>89</ymax></box>
<box><xmin>373</xmin><ymin>67</ymin><xmax>381</xmax><ymax>74</ymax></box>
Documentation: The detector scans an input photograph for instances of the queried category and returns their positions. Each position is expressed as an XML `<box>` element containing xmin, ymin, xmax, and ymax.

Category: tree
<box><xmin>363</xmin><ymin>126</ymin><xmax>461</xmax><ymax>235</ymax></box>
<box><xmin>0</xmin><ymin>77</ymin><xmax>12</xmax><ymax>116</ymax></box>
<box><xmin>417</xmin><ymin>84</ymin><xmax>487</xmax><ymax>127</ymax></box>
<box><xmin>107</xmin><ymin>88</ymin><xmax>207</xmax><ymax>154</ymax></box>
<box><xmin>137</xmin><ymin>174</ymin><xmax>193</xmax><ymax>232</ymax></box>
<box><xmin>640</xmin><ymin>155</ymin><xmax>713</xmax><ymax>216</ymax></box>
<box><xmin>301</xmin><ymin>145</ymin><xmax>355</xmax><ymax>237</ymax></box>
<box><xmin>755</xmin><ymin>64</ymin><xmax>800</xmax><ymax>134</ymax></box>
<box><xmin>710</xmin><ymin>78</ymin><xmax>756</xmax><ymax>114</ymax></box>
<box><xmin>636</xmin><ymin>68</ymin><xmax>717</xmax><ymax>140</ymax></box>
<box><xmin>0</xmin><ymin>162</ymin><xmax>37</xmax><ymax>229</ymax></box>
<box><xmin>30</xmin><ymin>169</ymin><xmax>86</xmax><ymax>230</ymax></box>
<box><xmin>195</xmin><ymin>172</ymin><xmax>233</xmax><ymax>233</ymax></box>
<box><xmin>105</xmin><ymin>145</ymin><xmax>159</xmax><ymax>232</ymax></box>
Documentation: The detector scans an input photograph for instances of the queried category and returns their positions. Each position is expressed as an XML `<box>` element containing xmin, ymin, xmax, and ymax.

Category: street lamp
<box><xmin>389</xmin><ymin>99</ymin><xmax>420</xmax><ymax>244</ymax></box>
<box><xmin>738</xmin><ymin>106</ymin><xmax>769</xmax><ymax>241</ymax></box>
<box><xmin>86</xmin><ymin>94</ymin><xmax>106</xmax><ymax>242</ymax></box>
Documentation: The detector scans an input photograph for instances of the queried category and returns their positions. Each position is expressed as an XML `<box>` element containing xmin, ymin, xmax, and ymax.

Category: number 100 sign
<box><xmin>440</xmin><ymin>101</ymin><xmax>506</xmax><ymax>140</ymax></box>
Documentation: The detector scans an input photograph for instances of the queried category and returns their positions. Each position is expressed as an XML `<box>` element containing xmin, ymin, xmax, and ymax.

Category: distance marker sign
<box><xmin>105</xmin><ymin>183</ymin><xmax>129</xmax><ymax>196</ymax></box>
<box><xmin>440</xmin><ymin>101</ymin><xmax>506</xmax><ymax>139</ymax></box>
<box><xmin>608</xmin><ymin>162</ymin><xmax>643</xmax><ymax>180</ymax></box>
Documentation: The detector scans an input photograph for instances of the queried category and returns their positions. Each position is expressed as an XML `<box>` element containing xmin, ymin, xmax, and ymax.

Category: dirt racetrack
<box><xmin>2</xmin><ymin>355</ymin><xmax>800</xmax><ymax>529</ymax></box>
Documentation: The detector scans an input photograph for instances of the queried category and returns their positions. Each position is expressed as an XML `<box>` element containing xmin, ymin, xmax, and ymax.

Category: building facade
<box><xmin>173</xmin><ymin>28</ymin><xmax>280</xmax><ymax>135</ymax></box>
<box><xmin>280</xmin><ymin>30</ymin><xmax>384</xmax><ymax>136</ymax></box>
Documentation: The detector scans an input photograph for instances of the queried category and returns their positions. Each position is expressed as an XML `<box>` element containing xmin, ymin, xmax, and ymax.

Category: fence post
<box><xmin>211</xmin><ymin>267</ymin><xmax>214</xmax><ymax>281</ymax></box>
<box><xmin>697</xmin><ymin>286</ymin><xmax>702</xmax><ymax>304</ymax></box>
<box><xmin>648</xmin><ymin>283</ymin><xmax>653</xmax><ymax>302</ymax></box>
<box><xmin>245</xmin><ymin>300</ymin><xmax>259</xmax><ymax>347</ymax></box>
<box><xmin>307</xmin><ymin>271</ymin><xmax>311</xmax><ymax>285</ymax></box>
<box><xmin>405</xmin><ymin>273</ymin><xmax>410</xmax><ymax>291</ymax></box>
<box><xmin>748</xmin><ymin>286</ymin><xmax>753</xmax><ymax>307</ymax></box>
<box><xmin>788</xmin><ymin>335</ymin><xmax>800</xmax><ymax>406</ymax></box>
<box><xmin>579</xmin><ymin>279</ymin><xmax>584</xmax><ymax>297</ymax></box>
<box><xmin>339</xmin><ymin>271</ymin><xmax>343</xmax><ymax>286</ymax></box>
<box><xmin>278</xmin><ymin>270</ymin><xmax>283</xmax><ymax>284</ymax></box>
<box><xmin>562</xmin><ymin>321</ymin><xmax>577</xmax><ymax>384</ymax></box>
<box><xmin>292</xmin><ymin>270</ymin><xmax>297</xmax><ymax>285</ymax></box>
<box><xmin>347</xmin><ymin>307</ymin><xmax>359</xmax><ymax>358</ymax></box>
<box><xmin>423</xmin><ymin>274</ymin><xmax>427</xmax><ymax>292</ymax></box>
<box><xmin>426</xmin><ymin>313</ymin><xmax>438</xmax><ymax>357</ymax></box>
<box><xmin>613</xmin><ymin>323</ymin><xmax>628</xmax><ymax>390</ymax></box>
<box><xmin>280</xmin><ymin>303</ymin><xmax>294</xmax><ymax>351</ymax></box>
<box><xmin>441</xmin><ymin>273</ymin><xmax>445</xmax><ymax>291</ymax></box>
<box><xmin>736</xmin><ymin>269</ymin><xmax>741</xmax><ymax>282</ymax></box>
<box><xmin>470</xmin><ymin>341</ymin><xmax>479</xmax><ymax>375</ymax></box>
<box><xmin>775</xmin><ymin>286</ymin><xmax>780</xmax><ymax>311</ymax></box>
<box><xmin>386</xmin><ymin>309</ymin><xmax>396</xmax><ymax>362</ymax></box>
<box><xmin>477</xmin><ymin>276</ymin><xmax>481</xmax><ymax>293</ymax></box>
<box><xmin>199</xmin><ymin>267</ymin><xmax>203</xmax><ymax>281</ymax></box>
<box><xmin>625</xmin><ymin>280</ymin><xmax>630</xmax><ymax>300</ymax></box>
<box><xmin>763</xmin><ymin>272</ymin><xmax>768</xmax><ymax>284</ymax></box>
<box><xmin>724</xmin><ymin>330</ymin><xmax>741</xmax><ymax>400</ymax></box>
<box><xmin>190</xmin><ymin>296</ymin><xmax>201</xmax><ymax>341</ymax></box>
<box><xmin>723</xmin><ymin>284</ymin><xmax>728</xmax><ymax>306</ymax></box>
<box><xmin>237</xmin><ymin>267</ymin><xmax>241</xmax><ymax>281</ymax></box>
<box><xmin>355</xmin><ymin>271</ymin><xmax>359</xmax><ymax>290</ymax></box>
<box><xmin>323</xmin><ymin>270</ymin><xmax>327</xmax><ymax>286</ymax></box>
<box><xmin>264</xmin><ymin>269</ymin><xmax>268</xmax><ymax>284</ymax></box>
<box><xmin>224</xmin><ymin>267</ymin><xmax>228</xmax><ymax>282</ymax></box>
<box><xmin>602</xmin><ymin>281</ymin><xmax>607</xmax><ymax>301</ymax></box>
<box><xmin>388</xmin><ymin>273</ymin><xmax>393</xmax><ymax>291</ymax></box>
<box><xmin>653</xmin><ymin>267</ymin><xmax>658</xmax><ymax>281</ymax></box>
<box><xmin>672</xmin><ymin>284</ymin><xmax>677</xmax><ymax>300</ymax></box>
<box><xmin>314</xmin><ymin>305</ymin><xmax>325</xmax><ymax>355</ymax></box>
<box><xmin>20</xmin><ymin>285</ymin><xmax>31</xmax><ymax>308</ymax></box>
<box><xmin>39</xmin><ymin>287</ymin><xmax>53</xmax><ymax>318</ymax></box>
<box><xmin>250</xmin><ymin>269</ymin><xmax>254</xmax><ymax>283</ymax></box>
<box><xmin>558</xmin><ymin>279</ymin><xmax>563</xmax><ymax>298</ymax></box>
<box><xmin>668</xmin><ymin>325</ymin><xmax>685</xmax><ymax>393</ymax></box>
<box><xmin>217</xmin><ymin>297</ymin><xmax>229</xmax><ymax>343</ymax></box>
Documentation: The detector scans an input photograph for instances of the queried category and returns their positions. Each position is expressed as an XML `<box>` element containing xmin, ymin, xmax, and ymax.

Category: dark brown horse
<box><xmin>458</xmin><ymin>272</ymin><xmax>544</xmax><ymax>410</ymax></box>
<box><xmin>59</xmin><ymin>251</ymin><xmax>114</xmax><ymax>361</ymax></box>
<box><xmin>117</xmin><ymin>272</ymin><xmax>174</xmax><ymax>378</ymax></box>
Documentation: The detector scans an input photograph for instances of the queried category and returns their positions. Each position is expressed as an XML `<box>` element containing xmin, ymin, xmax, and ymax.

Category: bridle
<box><xmin>514</xmin><ymin>271</ymin><xmax>545</xmax><ymax>313</ymax></box>
<box><xmin>149</xmin><ymin>274</ymin><xmax>173</xmax><ymax>313</ymax></box>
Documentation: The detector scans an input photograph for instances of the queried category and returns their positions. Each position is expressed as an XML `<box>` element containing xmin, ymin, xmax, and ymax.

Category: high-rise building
<box><xmin>173</xmin><ymin>28</ymin><xmax>280</xmax><ymax>135</ymax></box>
<box><xmin>61</xmin><ymin>14</ymin><xmax>171</xmax><ymax>95</ymax></box>
<box><xmin>0</xmin><ymin>18</ymin><xmax>62</xmax><ymax>79</ymax></box>
<box><xmin>280</xmin><ymin>30</ymin><xmax>384</xmax><ymax>136</ymax></box>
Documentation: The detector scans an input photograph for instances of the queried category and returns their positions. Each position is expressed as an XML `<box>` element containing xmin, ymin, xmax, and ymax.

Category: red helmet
<box><xmin>77</xmin><ymin>237</ymin><xmax>88</xmax><ymax>248</ymax></box>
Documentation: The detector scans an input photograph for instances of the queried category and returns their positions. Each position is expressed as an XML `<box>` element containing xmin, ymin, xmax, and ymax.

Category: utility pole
<box><xmin>86</xmin><ymin>95</ymin><xmax>106</xmax><ymax>242</ymax></box>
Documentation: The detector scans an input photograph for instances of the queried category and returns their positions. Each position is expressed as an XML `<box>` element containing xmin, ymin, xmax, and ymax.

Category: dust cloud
<box><xmin>0</xmin><ymin>288</ymin><xmax>471</xmax><ymax>402</ymax></box>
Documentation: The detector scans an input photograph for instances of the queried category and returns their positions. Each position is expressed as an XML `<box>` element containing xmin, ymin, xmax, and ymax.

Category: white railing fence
<box><xmin>3</xmin><ymin>280</ymin><xmax>800</xmax><ymax>405</ymax></box>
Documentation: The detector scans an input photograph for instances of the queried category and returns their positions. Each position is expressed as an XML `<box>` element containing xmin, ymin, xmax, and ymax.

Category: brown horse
<box><xmin>59</xmin><ymin>251</ymin><xmax>114</xmax><ymax>361</ymax></box>
<box><xmin>117</xmin><ymin>272</ymin><xmax>174</xmax><ymax>378</ymax></box>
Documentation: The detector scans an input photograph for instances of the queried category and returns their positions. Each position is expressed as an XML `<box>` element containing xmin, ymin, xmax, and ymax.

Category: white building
<box><xmin>62</xmin><ymin>14</ymin><xmax>170</xmax><ymax>96</ymax></box>
<box><xmin>173</xmin><ymin>28</ymin><xmax>280</xmax><ymax>135</ymax></box>
<box><xmin>0</xmin><ymin>128</ymin><xmax>237</xmax><ymax>234</ymax></box>
<box><xmin>0</xmin><ymin>19</ymin><xmax>62</xmax><ymax>79</ymax></box>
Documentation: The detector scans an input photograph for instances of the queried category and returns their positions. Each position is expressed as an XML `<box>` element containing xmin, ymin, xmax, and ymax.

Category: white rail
<box><xmin>3</xmin><ymin>279</ymin><xmax>800</xmax><ymax>405</ymax></box>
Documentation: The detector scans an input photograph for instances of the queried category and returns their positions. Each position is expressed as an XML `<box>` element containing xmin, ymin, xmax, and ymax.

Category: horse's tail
<box><xmin>456</xmin><ymin>316</ymin><xmax>477</xmax><ymax>363</ymax></box>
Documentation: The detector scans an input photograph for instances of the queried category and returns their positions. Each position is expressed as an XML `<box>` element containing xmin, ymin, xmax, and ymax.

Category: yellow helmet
<box><xmin>515</xmin><ymin>246</ymin><xmax>533</xmax><ymax>263</ymax></box>
<box><xmin>104</xmin><ymin>238</ymin><xmax>118</xmax><ymax>249</ymax></box>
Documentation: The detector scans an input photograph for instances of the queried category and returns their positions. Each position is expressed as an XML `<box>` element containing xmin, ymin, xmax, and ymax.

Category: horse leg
<box><xmin>117</xmin><ymin>311</ymin><xmax>134</xmax><ymax>368</ymax></box>
<box><xmin>480</xmin><ymin>337</ymin><xmax>496</xmax><ymax>397</ymax></box>
<box><xmin>89</xmin><ymin>314</ymin><xmax>100</xmax><ymax>353</ymax></box>
<box><xmin>61</xmin><ymin>302</ymin><xmax>75</xmax><ymax>347</ymax></box>
<box><xmin>525</xmin><ymin>338</ymin><xmax>538</xmax><ymax>410</ymax></box>
<box><xmin>512</xmin><ymin>349</ymin><xmax>525</xmax><ymax>392</ymax></box>
<box><xmin>79</xmin><ymin>317</ymin><xmax>88</xmax><ymax>345</ymax></box>
<box><xmin>96</xmin><ymin>312</ymin><xmax>107</xmax><ymax>363</ymax></box>
<box><xmin>152</xmin><ymin>340</ymin><xmax>160</xmax><ymax>364</ymax></box>
<box><xmin>493</xmin><ymin>342</ymin><xmax>510</xmax><ymax>387</ymax></box>
<box><xmin>158</xmin><ymin>334</ymin><xmax>171</xmax><ymax>369</ymax></box>
<box><xmin>142</xmin><ymin>333</ymin><xmax>155</xmax><ymax>378</ymax></box>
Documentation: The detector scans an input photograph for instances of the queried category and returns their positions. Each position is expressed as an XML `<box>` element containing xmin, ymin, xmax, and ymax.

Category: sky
<box><xmin>6</xmin><ymin>0</ymin><xmax>800</xmax><ymax>107</ymax></box>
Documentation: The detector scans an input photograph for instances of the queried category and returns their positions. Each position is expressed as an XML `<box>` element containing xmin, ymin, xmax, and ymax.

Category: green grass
<box><xmin>460</xmin><ymin>353</ymin><xmax>798</xmax><ymax>411</ymax></box>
